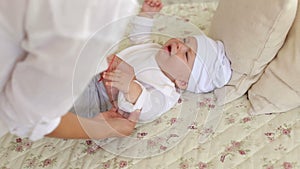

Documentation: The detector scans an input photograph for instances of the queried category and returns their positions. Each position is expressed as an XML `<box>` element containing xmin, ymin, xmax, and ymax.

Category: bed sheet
<box><xmin>1</xmin><ymin>2</ymin><xmax>300</xmax><ymax>169</ymax></box>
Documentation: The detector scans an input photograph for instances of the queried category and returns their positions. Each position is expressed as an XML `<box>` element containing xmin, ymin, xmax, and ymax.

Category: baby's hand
<box><xmin>106</xmin><ymin>54</ymin><xmax>123</xmax><ymax>72</ymax></box>
<box><xmin>103</xmin><ymin>70</ymin><xmax>135</xmax><ymax>94</ymax></box>
<box><xmin>141</xmin><ymin>0</ymin><xmax>163</xmax><ymax>14</ymax></box>
<box><xmin>103</xmin><ymin>58</ymin><xmax>135</xmax><ymax>93</ymax></box>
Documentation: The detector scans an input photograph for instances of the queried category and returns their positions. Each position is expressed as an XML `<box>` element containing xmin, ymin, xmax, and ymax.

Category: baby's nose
<box><xmin>177</xmin><ymin>42</ymin><xmax>188</xmax><ymax>53</ymax></box>
<box><xmin>170</xmin><ymin>43</ymin><xmax>178</xmax><ymax>55</ymax></box>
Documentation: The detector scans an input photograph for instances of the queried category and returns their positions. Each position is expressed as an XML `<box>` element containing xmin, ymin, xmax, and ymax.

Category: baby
<box><xmin>73</xmin><ymin>0</ymin><xmax>231</xmax><ymax>122</ymax></box>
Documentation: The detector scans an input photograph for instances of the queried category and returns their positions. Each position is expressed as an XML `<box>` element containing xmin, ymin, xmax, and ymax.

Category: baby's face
<box><xmin>155</xmin><ymin>36</ymin><xmax>197</xmax><ymax>83</ymax></box>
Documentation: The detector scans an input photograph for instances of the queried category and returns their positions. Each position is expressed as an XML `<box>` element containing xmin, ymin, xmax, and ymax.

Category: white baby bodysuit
<box><xmin>116</xmin><ymin>43</ymin><xmax>180</xmax><ymax>122</ymax></box>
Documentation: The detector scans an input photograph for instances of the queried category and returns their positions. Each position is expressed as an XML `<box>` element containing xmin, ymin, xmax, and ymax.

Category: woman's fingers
<box><xmin>127</xmin><ymin>110</ymin><xmax>141</xmax><ymax>123</ymax></box>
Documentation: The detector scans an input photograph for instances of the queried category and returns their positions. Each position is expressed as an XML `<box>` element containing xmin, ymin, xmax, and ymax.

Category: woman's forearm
<box><xmin>46</xmin><ymin>112</ymin><xmax>113</xmax><ymax>139</ymax></box>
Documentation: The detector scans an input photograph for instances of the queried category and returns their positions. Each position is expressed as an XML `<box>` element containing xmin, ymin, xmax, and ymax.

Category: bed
<box><xmin>1</xmin><ymin>2</ymin><xmax>299</xmax><ymax>169</ymax></box>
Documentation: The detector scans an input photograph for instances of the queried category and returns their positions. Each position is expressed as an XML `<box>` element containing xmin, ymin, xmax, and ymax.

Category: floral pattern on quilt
<box><xmin>1</xmin><ymin>2</ymin><xmax>300</xmax><ymax>169</ymax></box>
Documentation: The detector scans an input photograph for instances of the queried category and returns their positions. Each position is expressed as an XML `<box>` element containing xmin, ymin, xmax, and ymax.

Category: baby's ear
<box><xmin>175</xmin><ymin>79</ymin><xmax>188</xmax><ymax>90</ymax></box>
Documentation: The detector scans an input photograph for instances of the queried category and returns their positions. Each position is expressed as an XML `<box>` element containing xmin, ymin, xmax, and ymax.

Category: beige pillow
<box><xmin>248</xmin><ymin>1</ymin><xmax>300</xmax><ymax>115</ymax></box>
<box><xmin>209</xmin><ymin>0</ymin><xmax>297</xmax><ymax>105</ymax></box>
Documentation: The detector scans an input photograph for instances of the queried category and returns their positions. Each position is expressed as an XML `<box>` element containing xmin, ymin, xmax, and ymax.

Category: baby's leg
<box><xmin>69</xmin><ymin>75</ymin><xmax>112</xmax><ymax>118</ymax></box>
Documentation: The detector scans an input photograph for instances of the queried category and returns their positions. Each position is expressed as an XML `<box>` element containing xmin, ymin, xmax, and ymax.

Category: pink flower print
<box><xmin>170</xmin><ymin>118</ymin><xmax>177</xmax><ymax>125</ymax></box>
<box><xmin>242</xmin><ymin>117</ymin><xmax>251</xmax><ymax>123</ymax></box>
<box><xmin>119</xmin><ymin>161</ymin><xmax>127</xmax><ymax>168</ymax></box>
<box><xmin>188</xmin><ymin>122</ymin><xmax>197</xmax><ymax>130</ymax></box>
<box><xmin>87</xmin><ymin>147</ymin><xmax>96</xmax><ymax>154</ymax></box>
<box><xmin>283</xmin><ymin>162</ymin><xmax>293</xmax><ymax>169</ymax></box>
<box><xmin>198</xmin><ymin>162</ymin><xmax>208</xmax><ymax>169</ymax></box>
<box><xmin>204</xmin><ymin>98</ymin><xmax>211</xmax><ymax>102</ymax></box>
<box><xmin>226</xmin><ymin>117</ymin><xmax>235</xmax><ymax>124</ymax></box>
<box><xmin>178</xmin><ymin>98</ymin><xmax>182</xmax><ymax>103</ymax></box>
<box><xmin>27</xmin><ymin>159</ymin><xmax>37</xmax><ymax>168</ymax></box>
<box><xmin>147</xmin><ymin>140</ymin><xmax>157</xmax><ymax>147</ymax></box>
<box><xmin>42</xmin><ymin>159</ymin><xmax>53</xmax><ymax>167</ymax></box>
<box><xmin>137</xmin><ymin>132</ymin><xmax>148</xmax><ymax>138</ymax></box>
<box><xmin>265</xmin><ymin>166</ymin><xmax>274</xmax><ymax>169</ymax></box>
<box><xmin>86</xmin><ymin>140</ymin><xmax>93</xmax><ymax>145</ymax></box>
<box><xmin>102</xmin><ymin>162</ymin><xmax>110</xmax><ymax>169</ymax></box>
<box><xmin>264</xmin><ymin>132</ymin><xmax>275</xmax><ymax>142</ymax></box>
<box><xmin>198</xmin><ymin>102</ymin><xmax>206</xmax><ymax>107</ymax></box>
<box><xmin>203</xmin><ymin>127</ymin><xmax>213</xmax><ymax>134</ymax></box>
<box><xmin>156</xmin><ymin>137</ymin><xmax>165</xmax><ymax>143</ymax></box>
<box><xmin>231</xmin><ymin>141</ymin><xmax>241</xmax><ymax>148</ymax></box>
<box><xmin>264</xmin><ymin>132</ymin><xmax>274</xmax><ymax>137</ymax></box>
<box><xmin>179</xmin><ymin>162</ymin><xmax>189</xmax><ymax>169</ymax></box>
<box><xmin>24</xmin><ymin>141</ymin><xmax>32</xmax><ymax>148</ymax></box>
<box><xmin>16</xmin><ymin>138</ymin><xmax>22</xmax><ymax>143</ymax></box>
<box><xmin>15</xmin><ymin>145</ymin><xmax>23</xmax><ymax>152</ymax></box>
<box><xmin>220</xmin><ymin>154</ymin><xmax>227</xmax><ymax>163</ymax></box>
<box><xmin>208</xmin><ymin>104</ymin><xmax>215</xmax><ymax>109</ymax></box>
<box><xmin>225</xmin><ymin>146</ymin><xmax>233</xmax><ymax>152</ymax></box>
<box><xmin>238</xmin><ymin>150</ymin><xmax>246</xmax><ymax>155</ymax></box>
<box><xmin>282</xmin><ymin>128</ymin><xmax>291</xmax><ymax>136</ymax></box>
<box><xmin>188</xmin><ymin>124</ymin><xmax>197</xmax><ymax>130</ymax></box>
<box><xmin>160</xmin><ymin>145</ymin><xmax>167</xmax><ymax>151</ymax></box>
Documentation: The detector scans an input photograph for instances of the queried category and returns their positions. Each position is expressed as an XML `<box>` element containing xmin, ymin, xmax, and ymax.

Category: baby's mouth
<box><xmin>164</xmin><ymin>45</ymin><xmax>171</xmax><ymax>55</ymax></box>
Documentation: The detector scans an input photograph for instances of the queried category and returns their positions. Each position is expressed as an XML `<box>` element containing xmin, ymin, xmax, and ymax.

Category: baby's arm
<box><xmin>116</xmin><ymin>69</ymin><xmax>180</xmax><ymax>122</ymax></box>
<box><xmin>118</xmin><ymin>81</ymin><xmax>180</xmax><ymax>122</ymax></box>
<box><xmin>103</xmin><ymin>56</ymin><xmax>142</xmax><ymax>104</ymax></box>
<box><xmin>139</xmin><ymin>0</ymin><xmax>163</xmax><ymax>18</ymax></box>
<box><xmin>129</xmin><ymin>0</ymin><xmax>163</xmax><ymax>44</ymax></box>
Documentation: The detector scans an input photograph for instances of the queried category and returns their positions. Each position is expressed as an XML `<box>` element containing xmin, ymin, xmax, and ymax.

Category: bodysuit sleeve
<box><xmin>129</xmin><ymin>16</ymin><xmax>154</xmax><ymax>44</ymax></box>
<box><xmin>117</xmin><ymin>69</ymin><xmax>180</xmax><ymax>122</ymax></box>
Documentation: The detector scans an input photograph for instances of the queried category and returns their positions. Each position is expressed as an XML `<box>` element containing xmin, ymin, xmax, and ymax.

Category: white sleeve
<box><xmin>0</xmin><ymin>0</ymin><xmax>138</xmax><ymax>140</ymax></box>
<box><xmin>117</xmin><ymin>80</ymin><xmax>147</xmax><ymax>112</ymax></box>
<box><xmin>129</xmin><ymin>16</ymin><xmax>154</xmax><ymax>44</ymax></box>
<box><xmin>118</xmin><ymin>81</ymin><xmax>180</xmax><ymax>122</ymax></box>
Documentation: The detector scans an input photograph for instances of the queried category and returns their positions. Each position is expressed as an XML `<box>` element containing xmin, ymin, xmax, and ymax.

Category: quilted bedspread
<box><xmin>1</xmin><ymin>2</ymin><xmax>300</xmax><ymax>169</ymax></box>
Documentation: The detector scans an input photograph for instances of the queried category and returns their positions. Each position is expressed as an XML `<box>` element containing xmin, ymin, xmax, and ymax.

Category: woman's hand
<box><xmin>94</xmin><ymin>108</ymin><xmax>141</xmax><ymax>137</ymax></box>
<box><xmin>47</xmin><ymin>109</ymin><xmax>140</xmax><ymax>139</ymax></box>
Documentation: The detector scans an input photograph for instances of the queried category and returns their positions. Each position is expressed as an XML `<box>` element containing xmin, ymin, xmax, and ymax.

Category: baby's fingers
<box><xmin>145</xmin><ymin>0</ymin><xmax>160</xmax><ymax>7</ymax></box>
<box><xmin>156</xmin><ymin>2</ymin><xmax>163</xmax><ymax>9</ymax></box>
<box><xmin>105</xmin><ymin>81</ymin><xmax>124</xmax><ymax>91</ymax></box>
<box><xmin>103</xmin><ymin>70</ymin><xmax>122</xmax><ymax>81</ymax></box>
<box><xmin>105</xmin><ymin>81</ymin><xmax>117</xmax><ymax>89</ymax></box>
